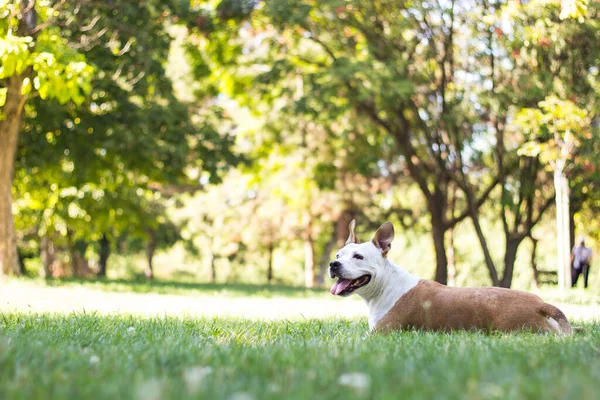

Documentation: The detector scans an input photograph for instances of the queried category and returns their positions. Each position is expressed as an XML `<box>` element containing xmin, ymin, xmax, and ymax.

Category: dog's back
<box><xmin>375</xmin><ymin>280</ymin><xmax>573</xmax><ymax>335</ymax></box>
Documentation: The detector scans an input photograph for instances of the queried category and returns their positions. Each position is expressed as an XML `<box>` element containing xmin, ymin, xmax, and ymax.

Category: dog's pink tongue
<box><xmin>330</xmin><ymin>279</ymin><xmax>352</xmax><ymax>295</ymax></box>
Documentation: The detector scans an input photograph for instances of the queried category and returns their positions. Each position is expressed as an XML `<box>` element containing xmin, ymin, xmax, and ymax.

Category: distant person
<box><xmin>572</xmin><ymin>236</ymin><xmax>593</xmax><ymax>289</ymax></box>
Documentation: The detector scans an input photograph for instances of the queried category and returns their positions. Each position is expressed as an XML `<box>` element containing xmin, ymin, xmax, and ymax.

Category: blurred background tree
<box><xmin>1</xmin><ymin>0</ymin><xmax>92</xmax><ymax>275</ymax></box>
<box><xmin>2</xmin><ymin>0</ymin><xmax>600</xmax><ymax>290</ymax></box>
<box><xmin>3</xmin><ymin>0</ymin><xmax>237</xmax><ymax>279</ymax></box>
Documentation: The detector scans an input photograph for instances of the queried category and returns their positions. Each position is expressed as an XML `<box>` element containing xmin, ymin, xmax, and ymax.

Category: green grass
<box><xmin>1</xmin><ymin>313</ymin><xmax>599</xmax><ymax>400</ymax></box>
<box><xmin>12</xmin><ymin>276</ymin><xmax>600</xmax><ymax>305</ymax></box>
<box><xmin>13</xmin><ymin>277</ymin><xmax>328</xmax><ymax>299</ymax></box>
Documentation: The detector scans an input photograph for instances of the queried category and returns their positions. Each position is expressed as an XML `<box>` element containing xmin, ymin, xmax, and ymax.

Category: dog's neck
<box><xmin>359</xmin><ymin>259</ymin><xmax>420</xmax><ymax>330</ymax></box>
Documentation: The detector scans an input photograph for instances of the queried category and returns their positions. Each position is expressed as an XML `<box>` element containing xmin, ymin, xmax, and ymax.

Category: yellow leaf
<box><xmin>0</xmin><ymin>87</ymin><xmax>6</xmax><ymax>107</ymax></box>
<box><xmin>21</xmin><ymin>77</ymin><xmax>31</xmax><ymax>95</ymax></box>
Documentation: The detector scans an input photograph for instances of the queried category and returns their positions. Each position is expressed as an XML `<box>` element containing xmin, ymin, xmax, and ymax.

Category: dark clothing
<box><xmin>572</xmin><ymin>262</ymin><xmax>591</xmax><ymax>288</ymax></box>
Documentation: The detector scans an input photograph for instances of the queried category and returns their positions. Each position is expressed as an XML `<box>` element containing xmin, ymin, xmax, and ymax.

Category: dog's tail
<box><xmin>541</xmin><ymin>304</ymin><xmax>573</xmax><ymax>336</ymax></box>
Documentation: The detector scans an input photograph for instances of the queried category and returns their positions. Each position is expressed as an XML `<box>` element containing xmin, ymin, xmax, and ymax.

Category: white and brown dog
<box><xmin>329</xmin><ymin>220</ymin><xmax>572</xmax><ymax>335</ymax></box>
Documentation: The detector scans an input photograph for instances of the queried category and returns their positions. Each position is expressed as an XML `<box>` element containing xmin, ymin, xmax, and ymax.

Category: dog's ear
<box><xmin>345</xmin><ymin>219</ymin><xmax>360</xmax><ymax>245</ymax></box>
<box><xmin>372</xmin><ymin>222</ymin><xmax>394</xmax><ymax>257</ymax></box>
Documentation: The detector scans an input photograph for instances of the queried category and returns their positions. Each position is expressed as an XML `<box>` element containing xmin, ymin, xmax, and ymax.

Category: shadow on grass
<box><xmin>40</xmin><ymin>277</ymin><xmax>328</xmax><ymax>298</ymax></box>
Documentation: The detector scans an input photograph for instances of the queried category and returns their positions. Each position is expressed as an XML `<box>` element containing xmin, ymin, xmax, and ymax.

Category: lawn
<box><xmin>0</xmin><ymin>313</ymin><xmax>599</xmax><ymax>400</ymax></box>
<box><xmin>1</xmin><ymin>279</ymin><xmax>600</xmax><ymax>399</ymax></box>
<box><xmin>25</xmin><ymin>277</ymin><xmax>328</xmax><ymax>298</ymax></box>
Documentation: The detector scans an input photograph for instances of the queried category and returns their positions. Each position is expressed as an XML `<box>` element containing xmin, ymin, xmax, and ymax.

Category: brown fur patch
<box><xmin>374</xmin><ymin>280</ymin><xmax>573</xmax><ymax>335</ymax></box>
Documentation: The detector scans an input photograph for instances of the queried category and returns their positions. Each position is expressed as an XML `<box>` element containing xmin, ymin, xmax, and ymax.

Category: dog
<box><xmin>329</xmin><ymin>220</ymin><xmax>573</xmax><ymax>335</ymax></box>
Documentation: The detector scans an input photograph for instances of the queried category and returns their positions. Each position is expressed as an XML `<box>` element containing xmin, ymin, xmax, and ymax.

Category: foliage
<box><xmin>187</xmin><ymin>0</ymin><xmax>600</xmax><ymax>286</ymax></box>
<box><xmin>10</xmin><ymin>0</ymin><xmax>239</xmax><ymax>275</ymax></box>
<box><xmin>517</xmin><ymin>96</ymin><xmax>590</xmax><ymax>164</ymax></box>
<box><xmin>0</xmin><ymin>0</ymin><xmax>93</xmax><ymax>111</ymax></box>
<box><xmin>5</xmin><ymin>0</ymin><xmax>600</xmax><ymax>286</ymax></box>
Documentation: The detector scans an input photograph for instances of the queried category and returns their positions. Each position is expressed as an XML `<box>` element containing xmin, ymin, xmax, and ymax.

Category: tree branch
<box><xmin>529</xmin><ymin>196</ymin><xmax>554</xmax><ymax>231</ymax></box>
<box><xmin>448</xmin><ymin>177</ymin><xmax>500</xmax><ymax>228</ymax></box>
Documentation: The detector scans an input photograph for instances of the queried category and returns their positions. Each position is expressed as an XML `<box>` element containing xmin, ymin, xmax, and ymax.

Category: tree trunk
<box><xmin>66</xmin><ymin>231</ymin><xmax>89</xmax><ymax>277</ymax></box>
<box><xmin>304</xmin><ymin>235</ymin><xmax>315</xmax><ymax>288</ymax></box>
<box><xmin>569</xmin><ymin>206</ymin><xmax>576</xmax><ymax>258</ymax></box>
<box><xmin>302</xmin><ymin>212</ymin><xmax>318</xmax><ymax>287</ymax></box>
<box><xmin>40</xmin><ymin>236</ymin><xmax>54</xmax><ymax>278</ymax></box>
<box><xmin>470</xmin><ymin>212</ymin><xmax>501</xmax><ymax>286</ymax></box>
<box><xmin>447</xmin><ymin>185</ymin><xmax>457</xmax><ymax>286</ymax></box>
<box><xmin>17</xmin><ymin>248</ymin><xmax>27</xmax><ymax>276</ymax></box>
<box><xmin>209</xmin><ymin>252</ymin><xmax>217</xmax><ymax>283</ymax></box>
<box><xmin>431</xmin><ymin>217</ymin><xmax>449</xmax><ymax>285</ymax></box>
<box><xmin>66</xmin><ymin>230</ymin><xmax>77</xmax><ymax>277</ymax></box>
<box><xmin>554</xmin><ymin>168</ymin><xmax>571</xmax><ymax>290</ymax></box>
<box><xmin>500</xmin><ymin>237</ymin><xmax>523</xmax><ymax>288</ymax></box>
<box><xmin>0</xmin><ymin>75</ymin><xmax>26</xmax><ymax>277</ymax></box>
<box><xmin>145</xmin><ymin>229</ymin><xmax>156</xmax><ymax>281</ymax></box>
<box><xmin>0</xmin><ymin>0</ymin><xmax>36</xmax><ymax>278</ymax></box>
<box><xmin>317</xmin><ymin>226</ymin><xmax>337</xmax><ymax>286</ymax></box>
<box><xmin>97</xmin><ymin>234</ymin><xmax>110</xmax><ymax>277</ymax></box>
<box><xmin>207</xmin><ymin>236</ymin><xmax>217</xmax><ymax>283</ymax></box>
<box><xmin>447</xmin><ymin>225</ymin><xmax>457</xmax><ymax>286</ymax></box>
<box><xmin>429</xmin><ymin>190</ymin><xmax>449</xmax><ymax>285</ymax></box>
<box><xmin>266</xmin><ymin>242</ymin><xmax>274</xmax><ymax>283</ymax></box>
<box><xmin>460</xmin><ymin>182</ymin><xmax>501</xmax><ymax>286</ymax></box>
<box><xmin>529</xmin><ymin>236</ymin><xmax>540</xmax><ymax>289</ymax></box>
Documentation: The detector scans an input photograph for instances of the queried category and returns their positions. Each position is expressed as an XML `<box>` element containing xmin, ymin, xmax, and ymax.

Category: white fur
<box><xmin>334</xmin><ymin>241</ymin><xmax>420</xmax><ymax>330</ymax></box>
<box><xmin>546</xmin><ymin>317</ymin><xmax>561</xmax><ymax>334</ymax></box>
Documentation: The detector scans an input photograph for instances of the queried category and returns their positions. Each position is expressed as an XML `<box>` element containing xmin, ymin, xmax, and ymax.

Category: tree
<box><xmin>444</xmin><ymin>0</ymin><xmax>559</xmax><ymax>287</ymax></box>
<box><xmin>498</xmin><ymin>0</ymin><xmax>600</xmax><ymax>288</ymax></box>
<box><xmin>568</xmin><ymin>131</ymin><xmax>600</xmax><ymax>249</ymax></box>
<box><xmin>10</xmin><ymin>0</ymin><xmax>238</xmax><ymax>277</ymax></box>
<box><xmin>181</xmin><ymin>170</ymin><xmax>253</xmax><ymax>283</ymax></box>
<box><xmin>0</xmin><ymin>0</ymin><xmax>92</xmax><ymax>276</ymax></box>
<box><xmin>517</xmin><ymin>97</ymin><xmax>591</xmax><ymax>289</ymax></box>
<box><xmin>196</xmin><ymin>0</ymin><xmax>507</xmax><ymax>284</ymax></box>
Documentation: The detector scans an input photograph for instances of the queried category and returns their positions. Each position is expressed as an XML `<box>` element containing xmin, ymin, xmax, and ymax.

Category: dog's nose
<box><xmin>329</xmin><ymin>260</ymin><xmax>341</xmax><ymax>278</ymax></box>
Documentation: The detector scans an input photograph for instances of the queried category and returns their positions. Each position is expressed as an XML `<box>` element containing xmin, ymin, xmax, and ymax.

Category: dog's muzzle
<box><xmin>329</xmin><ymin>260</ymin><xmax>341</xmax><ymax>278</ymax></box>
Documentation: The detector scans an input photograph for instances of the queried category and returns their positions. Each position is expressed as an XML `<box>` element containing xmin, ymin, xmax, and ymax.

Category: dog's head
<box><xmin>329</xmin><ymin>220</ymin><xmax>394</xmax><ymax>298</ymax></box>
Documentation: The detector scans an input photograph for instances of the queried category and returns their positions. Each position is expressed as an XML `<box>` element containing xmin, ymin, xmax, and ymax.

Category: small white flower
<box><xmin>127</xmin><ymin>327</ymin><xmax>136</xmax><ymax>335</ymax></box>
<box><xmin>89</xmin><ymin>355</ymin><xmax>100</xmax><ymax>364</ymax></box>
<box><xmin>228</xmin><ymin>392</ymin><xmax>255</xmax><ymax>400</ymax></box>
<box><xmin>182</xmin><ymin>366</ymin><xmax>212</xmax><ymax>392</ymax></box>
<box><xmin>338</xmin><ymin>372</ymin><xmax>371</xmax><ymax>392</ymax></box>
<box><xmin>136</xmin><ymin>378</ymin><xmax>162</xmax><ymax>400</ymax></box>
<box><xmin>481</xmin><ymin>382</ymin><xmax>504</xmax><ymax>398</ymax></box>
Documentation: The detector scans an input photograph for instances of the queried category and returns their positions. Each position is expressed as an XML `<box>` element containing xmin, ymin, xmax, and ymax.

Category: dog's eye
<box><xmin>336</xmin><ymin>254</ymin><xmax>339</xmax><ymax>259</ymax></box>
<box><xmin>353</xmin><ymin>254</ymin><xmax>364</xmax><ymax>260</ymax></box>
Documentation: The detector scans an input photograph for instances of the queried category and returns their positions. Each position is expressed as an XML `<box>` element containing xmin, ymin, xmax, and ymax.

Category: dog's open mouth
<box><xmin>330</xmin><ymin>275</ymin><xmax>371</xmax><ymax>296</ymax></box>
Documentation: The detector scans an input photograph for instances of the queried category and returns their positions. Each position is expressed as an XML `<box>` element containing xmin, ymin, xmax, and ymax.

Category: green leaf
<box><xmin>38</xmin><ymin>81</ymin><xmax>49</xmax><ymax>99</ymax></box>
<box><xmin>0</xmin><ymin>87</ymin><xmax>6</xmax><ymax>107</ymax></box>
<box><xmin>518</xmin><ymin>141</ymin><xmax>543</xmax><ymax>157</ymax></box>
